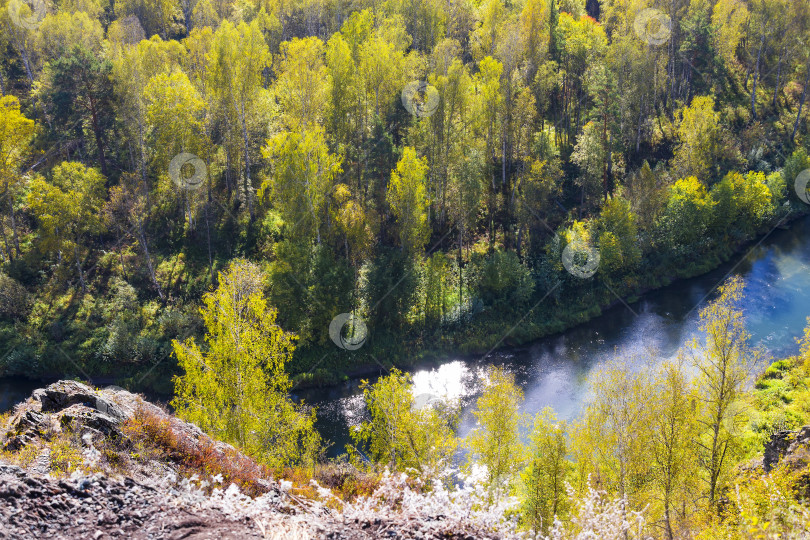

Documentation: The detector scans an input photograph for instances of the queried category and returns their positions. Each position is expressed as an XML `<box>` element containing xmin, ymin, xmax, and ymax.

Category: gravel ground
<box><xmin>0</xmin><ymin>464</ymin><xmax>263</xmax><ymax>540</ymax></box>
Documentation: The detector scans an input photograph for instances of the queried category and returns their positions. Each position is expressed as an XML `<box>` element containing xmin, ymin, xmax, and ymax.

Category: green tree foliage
<box><xmin>260</xmin><ymin>127</ymin><xmax>342</xmax><ymax>243</ymax></box>
<box><xmin>596</xmin><ymin>195</ymin><xmax>640</xmax><ymax>275</ymax></box>
<box><xmin>0</xmin><ymin>95</ymin><xmax>33</xmax><ymax>184</ymax></box>
<box><xmin>363</xmin><ymin>246</ymin><xmax>420</xmax><ymax>330</ymax></box>
<box><xmin>325</xmin><ymin>33</ymin><xmax>356</xmax><ymax>147</ymax></box>
<box><xmin>518</xmin><ymin>408</ymin><xmax>571</xmax><ymax>537</ymax></box>
<box><xmin>571</xmin><ymin>120</ymin><xmax>608</xmax><ymax>209</ymax></box>
<box><xmin>266</xmin><ymin>240</ymin><xmax>353</xmax><ymax>345</ymax></box>
<box><xmin>672</xmin><ymin>96</ymin><xmax>721</xmax><ymax>184</ymax></box>
<box><xmin>171</xmin><ymin>260</ymin><xmax>321</xmax><ymax>470</ymax></box>
<box><xmin>572</xmin><ymin>359</ymin><xmax>653</xmax><ymax>506</ymax></box>
<box><xmin>471</xmin><ymin>248</ymin><xmax>534</xmax><ymax>311</ymax></box>
<box><xmin>711</xmin><ymin>171</ymin><xmax>777</xmax><ymax>237</ymax></box>
<box><xmin>27</xmin><ymin>162</ymin><xmax>106</xmax><ymax>290</ymax></box>
<box><xmin>466</xmin><ymin>366</ymin><xmax>525</xmax><ymax>500</ymax></box>
<box><xmin>2</xmin><ymin>0</ymin><xmax>802</xmax><ymax>391</ymax></box>
<box><xmin>144</xmin><ymin>69</ymin><xmax>207</xmax><ymax>166</ymax></box>
<box><xmin>387</xmin><ymin>147</ymin><xmax>430</xmax><ymax>254</ymax></box>
<box><xmin>350</xmin><ymin>369</ymin><xmax>458</xmax><ymax>479</ymax></box>
<box><xmin>625</xmin><ymin>162</ymin><xmax>666</xmax><ymax>240</ymax></box>
<box><xmin>656</xmin><ymin>177</ymin><xmax>715</xmax><ymax>251</ymax></box>
<box><xmin>800</xmin><ymin>318</ymin><xmax>810</xmax><ymax>375</ymax></box>
<box><xmin>116</xmin><ymin>0</ymin><xmax>181</xmax><ymax>40</ymax></box>
<box><xmin>0</xmin><ymin>95</ymin><xmax>34</xmax><ymax>259</ymax></box>
<box><xmin>38</xmin><ymin>45</ymin><xmax>115</xmax><ymax>176</ymax></box>
<box><xmin>206</xmin><ymin>19</ymin><xmax>271</xmax><ymax>219</ymax></box>
<box><xmin>649</xmin><ymin>360</ymin><xmax>700</xmax><ymax>540</ymax></box>
<box><xmin>689</xmin><ymin>275</ymin><xmax>756</xmax><ymax>506</ymax></box>
<box><xmin>782</xmin><ymin>148</ymin><xmax>810</xmax><ymax>204</ymax></box>
<box><xmin>275</xmin><ymin>36</ymin><xmax>329</xmax><ymax>130</ymax></box>
<box><xmin>36</xmin><ymin>11</ymin><xmax>104</xmax><ymax>59</ymax></box>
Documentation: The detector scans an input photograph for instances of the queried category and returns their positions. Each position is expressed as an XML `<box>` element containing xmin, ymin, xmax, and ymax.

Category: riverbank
<box><xmin>289</xmin><ymin>207</ymin><xmax>810</xmax><ymax>389</ymax></box>
<box><xmin>2</xmin><ymin>208</ymin><xmax>807</xmax><ymax>404</ymax></box>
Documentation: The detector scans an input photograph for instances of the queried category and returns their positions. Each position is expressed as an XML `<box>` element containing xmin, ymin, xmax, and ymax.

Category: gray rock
<box><xmin>763</xmin><ymin>425</ymin><xmax>810</xmax><ymax>473</ymax></box>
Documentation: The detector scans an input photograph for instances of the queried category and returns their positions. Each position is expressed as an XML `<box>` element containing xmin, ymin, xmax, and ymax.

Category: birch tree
<box><xmin>172</xmin><ymin>260</ymin><xmax>321</xmax><ymax>470</ymax></box>
<box><xmin>690</xmin><ymin>275</ymin><xmax>757</xmax><ymax>506</ymax></box>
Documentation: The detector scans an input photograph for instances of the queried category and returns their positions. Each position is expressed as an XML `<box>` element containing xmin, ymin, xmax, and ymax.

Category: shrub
<box><xmin>122</xmin><ymin>405</ymin><xmax>275</xmax><ymax>497</ymax></box>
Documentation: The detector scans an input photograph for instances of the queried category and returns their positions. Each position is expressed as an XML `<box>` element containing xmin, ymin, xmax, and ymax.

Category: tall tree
<box><xmin>466</xmin><ymin>366</ymin><xmax>526</xmax><ymax>502</ymax></box>
<box><xmin>672</xmin><ymin>95</ymin><xmax>721</xmax><ymax>184</ymax></box>
<box><xmin>473</xmin><ymin>56</ymin><xmax>502</xmax><ymax>244</ymax></box>
<box><xmin>275</xmin><ymin>36</ymin><xmax>329</xmax><ymax>131</ymax></box>
<box><xmin>650</xmin><ymin>361</ymin><xmax>699</xmax><ymax>540</ymax></box>
<box><xmin>27</xmin><ymin>162</ymin><xmax>106</xmax><ymax>291</ymax></box>
<box><xmin>573</xmin><ymin>359</ymin><xmax>654</xmax><ymax>507</ymax></box>
<box><xmin>172</xmin><ymin>260</ymin><xmax>321</xmax><ymax>470</ymax></box>
<box><xmin>260</xmin><ymin>127</ymin><xmax>342</xmax><ymax>244</ymax></box>
<box><xmin>387</xmin><ymin>146</ymin><xmax>430</xmax><ymax>255</ymax></box>
<box><xmin>0</xmin><ymin>95</ymin><xmax>34</xmax><ymax>259</ymax></box>
<box><xmin>103</xmin><ymin>175</ymin><xmax>164</xmax><ymax>299</ymax></box>
<box><xmin>518</xmin><ymin>408</ymin><xmax>571</xmax><ymax>537</ymax></box>
<box><xmin>656</xmin><ymin>176</ymin><xmax>715</xmax><ymax>250</ymax></box>
<box><xmin>689</xmin><ymin>275</ymin><xmax>756</xmax><ymax>505</ymax></box>
<box><xmin>207</xmin><ymin>19</ymin><xmax>271</xmax><ymax>220</ymax></box>
<box><xmin>40</xmin><ymin>45</ymin><xmax>115</xmax><ymax>177</ymax></box>
<box><xmin>595</xmin><ymin>195</ymin><xmax>641</xmax><ymax>275</ymax></box>
<box><xmin>351</xmin><ymin>369</ymin><xmax>459</xmax><ymax>479</ymax></box>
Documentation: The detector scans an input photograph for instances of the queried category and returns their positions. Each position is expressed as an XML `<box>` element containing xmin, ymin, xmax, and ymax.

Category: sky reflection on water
<box><xmin>308</xmin><ymin>216</ymin><xmax>810</xmax><ymax>457</ymax></box>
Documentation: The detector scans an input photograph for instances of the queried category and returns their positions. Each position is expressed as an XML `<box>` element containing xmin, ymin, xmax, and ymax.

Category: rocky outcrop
<box><xmin>763</xmin><ymin>426</ymin><xmax>810</xmax><ymax>473</ymax></box>
<box><xmin>0</xmin><ymin>463</ymin><xmax>264</xmax><ymax>540</ymax></box>
<box><xmin>2</xmin><ymin>381</ymin><xmax>132</xmax><ymax>452</ymax></box>
<box><xmin>1</xmin><ymin>380</ymin><xmax>243</xmax><ymax>482</ymax></box>
<box><xmin>0</xmin><ymin>381</ymin><xmax>286</xmax><ymax>539</ymax></box>
<box><xmin>0</xmin><ymin>381</ymin><xmax>513</xmax><ymax>539</ymax></box>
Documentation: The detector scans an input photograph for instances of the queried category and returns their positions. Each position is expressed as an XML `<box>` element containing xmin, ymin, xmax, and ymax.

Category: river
<box><xmin>2</xmin><ymin>216</ymin><xmax>809</xmax><ymax>459</ymax></box>
<box><xmin>301</xmin><ymin>215</ymin><xmax>810</xmax><ymax>457</ymax></box>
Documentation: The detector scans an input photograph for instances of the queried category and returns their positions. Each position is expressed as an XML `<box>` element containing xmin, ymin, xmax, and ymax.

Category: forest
<box><xmin>0</xmin><ymin>0</ymin><xmax>809</xmax><ymax>389</ymax></box>
<box><xmin>2</xmin><ymin>0</ymin><xmax>810</xmax><ymax>536</ymax></box>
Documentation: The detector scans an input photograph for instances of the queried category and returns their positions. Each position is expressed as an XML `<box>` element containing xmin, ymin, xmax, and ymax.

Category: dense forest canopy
<box><xmin>0</xmin><ymin>0</ymin><xmax>809</xmax><ymax>389</ymax></box>
<box><xmin>2</xmin><ymin>0</ymin><xmax>810</xmax><ymax>538</ymax></box>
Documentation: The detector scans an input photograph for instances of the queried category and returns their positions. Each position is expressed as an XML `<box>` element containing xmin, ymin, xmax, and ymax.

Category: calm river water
<box><xmin>2</xmin><ymin>216</ymin><xmax>809</xmax><ymax>459</ymax></box>
<box><xmin>301</xmin><ymin>215</ymin><xmax>810</xmax><ymax>457</ymax></box>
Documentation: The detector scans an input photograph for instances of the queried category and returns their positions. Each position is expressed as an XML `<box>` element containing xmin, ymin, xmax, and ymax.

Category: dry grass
<box><xmin>120</xmin><ymin>404</ymin><xmax>382</xmax><ymax>504</ymax></box>
<box><xmin>310</xmin><ymin>461</ymin><xmax>381</xmax><ymax>501</ymax></box>
<box><xmin>121</xmin><ymin>405</ymin><xmax>275</xmax><ymax>497</ymax></box>
<box><xmin>0</xmin><ymin>410</ymin><xmax>11</xmax><ymax>431</ymax></box>
<box><xmin>0</xmin><ymin>439</ymin><xmax>39</xmax><ymax>469</ymax></box>
<box><xmin>0</xmin><ymin>429</ymin><xmax>83</xmax><ymax>476</ymax></box>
